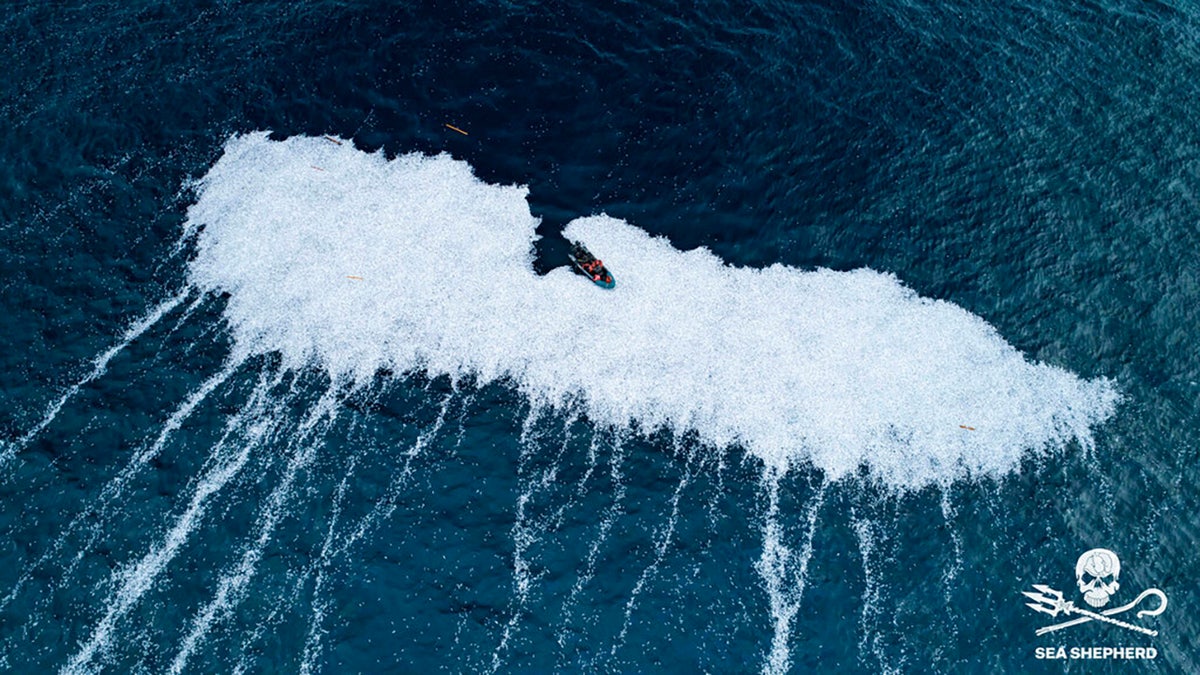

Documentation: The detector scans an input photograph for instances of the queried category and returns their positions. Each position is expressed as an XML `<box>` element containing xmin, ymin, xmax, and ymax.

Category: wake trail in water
<box><xmin>757</xmin><ymin>468</ymin><xmax>826</xmax><ymax>675</ymax></box>
<box><xmin>939</xmin><ymin>486</ymin><xmax>964</xmax><ymax>644</ymax></box>
<box><xmin>60</xmin><ymin>367</ymin><xmax>284</xmax><ymax>675</ymax></box>
<box><xmin>287</xmin><ymin>385</ymin><xmax>393</xmax><ymax>674</ymax></box>
<box><xmin>157</xmin><ymin>289</ymin><xmax>209</xmax><ymax>347</ymax></box>
<box><xmin>291</xmin><ymin>391</ymin><xmax>453</xmax><ymax>675</ymax></box>
<box><xmin>535</xmin><ymin>413</ymin><xmax>583</xmax><ymax>530</ymax></box>
<box><xmin>161</xmin><ymin>384</ymin><xmax>343</xmax><ymax>675</ymax></box>
<box><xmin>2</xmin><ymin>291</ymin><xmax>188</xmax><ymax>467</ymax></box>
<box><xmin>451</xmin><ymin>391</ymin><xmax>476</xmax><ymax>449</ymax></box>
<box><xmin>611</xmin><ymin>460</ymin><xmax>690</xmax><ymax>659</ymax></box>
<box><xmin>328</xmin><ymin>390</ymin><xmax>453</xmax><ymax>560</ymax></box>
<box><xmin>63</xmin><ymin>358</ymin><xmax>244</xmax><ymax>578</ymax></box>
<box><xmin>556</xmin><ymin>431</ymin><xmax>626</xmax><ymax>663</ymax></box>
<box><xmin>0</xmin><ymin>355</ymin><xmax>245</xmax><ymax>617</ymax></box>
<box><xmin>490</xmin><ymin>408</ymin><xmax>555</xmax><ymax>673</ymax></box>
<box><xmin>852</xmin><ymin>514</ymin><xmax>898</xmax><ymax>674</ymax></box>
<box><xmin>295</xmin><ymin>452</ymin><xmax>362</xmax><ymax>675</ymax></box>
<box><xmin>228</xmin><ymin>385</ymin><xmax>428</xmax><ymax>674</ymax></box>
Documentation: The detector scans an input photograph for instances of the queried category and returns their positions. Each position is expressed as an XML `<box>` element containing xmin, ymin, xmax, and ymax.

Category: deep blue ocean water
<box><xmin>1</xmin><ymin>1</ymin><xmax>1198</xmax><ymax>672</ymax></box>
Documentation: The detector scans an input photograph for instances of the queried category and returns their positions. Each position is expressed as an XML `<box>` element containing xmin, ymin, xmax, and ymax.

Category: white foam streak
<box><xmin>294</xmin><ymin>391</ymin><xmax>451</xmax><ymax>675</ymax></box>
<box><xmin>490</xmin><ymin>412</ymin><xmax>547</xmax><ymax>673</ymax></box>
<box><xmin>3</xmin><ymin>291</ymin><xmax>187</xmax><ymax>465</ymax></box>
<box><xmin>556</xmin><ymin>432</ymin><xmax>625</xmax><ymax>659</ymax></box>
<box><xmin>756</xmin><ymin>468</ymin><xmax>825</xmax><ymax>675</ymax></box>
<box><xmin>136</xmin><ymin>357</ymin><xmax>244</xmax><ymax>472</ymax></box>
<box><xmin>165</xmin><ymin>386</ymin><xmax>342</xmax><ymax>675</ymax></box>
<box><xmin>492</xmin><ymin>412</ymin><xmax>589</xmax><ymax>671</ymax></box>
<box><xmin>61</xmin><ymin>369</ymin><xmax>277</xmax><ymax>675</ymax></box>
<box><xmin>296</xmin><ymin>452</ymin><xmax>361</xmax><ymax>675</ymax></box>
<box><xmin>1</xmin><ymin>357</ymin><xmax>243</xmax><ymax>618</ymax></box>
<box><xmin>186</xmin><ymin>133</ymin><xmax>1119</xmax><ymax>488</ymax></box>
<box><xmin>939</xmin><ymin>486</ymin><xmax>963</xmax><ymax>644</ymax></box>
<box><xmin>612</xmin><ymin>467</ymin><xmax>689</xmax><ymax>657</ymax></box>
<box><xmin>329</xmin><ymin>390</ymin><xmax>452</xmax><ymax>560</ymax></box>
<box><xmin>851</xmin><ymin>515</ymin><xmax>901</xmax><ymax>675</ymax></box>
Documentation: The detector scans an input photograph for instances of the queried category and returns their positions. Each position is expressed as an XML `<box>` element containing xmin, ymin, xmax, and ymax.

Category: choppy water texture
<box><xmin>1</xmin><ymin>1</ymin><xmax>1198</xmax><ymax>673</ymax></box>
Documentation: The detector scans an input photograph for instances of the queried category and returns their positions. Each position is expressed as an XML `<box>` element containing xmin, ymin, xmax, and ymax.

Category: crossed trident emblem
<box><xmin>1024</xmin><ymin>548</ymin><xmax>1168</xmax><ymax>636</ymax></box>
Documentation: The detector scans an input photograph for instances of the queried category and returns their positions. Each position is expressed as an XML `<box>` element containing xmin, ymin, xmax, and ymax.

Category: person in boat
<box><xmin>581</xmin><ymin>258</ymin><xmax>604</xmax><ymax>281</ymax></box>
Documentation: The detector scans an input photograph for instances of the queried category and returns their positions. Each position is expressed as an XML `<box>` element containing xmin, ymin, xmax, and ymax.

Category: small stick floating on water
<box><xmin>322</xmin><ymin>135</ymin><xmax>343</xmax><ymax>145</ymax></box>
<box><xmin>346</xmin><ymin>275</ymin><xmax>364</xmax><ymax>280</ymax></box>
<box><xmin>959</xmin><ymin>425</ymin><xmax>976</xmax><ymax>431</ymax></box>
<box><xmin>311</xmin><ymin>165</ymin><xmax>325</xmax><ymax>171</ymax></box>
<box><xmin>445</xmin><ymin>123</ymin><xmax>469</xmax><ymax>136</ymax></box>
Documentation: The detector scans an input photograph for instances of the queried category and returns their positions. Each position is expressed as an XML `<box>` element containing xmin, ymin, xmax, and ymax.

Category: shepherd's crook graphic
<box><xmin>1029</xmin><ymin>587</ymin><xmax>1168</xmax><ymax>636</ymax></box>
<box><xmin>1024</xmin><ymin>585</ymin><xmax>1165</xmax><ymax>636</ymax></box>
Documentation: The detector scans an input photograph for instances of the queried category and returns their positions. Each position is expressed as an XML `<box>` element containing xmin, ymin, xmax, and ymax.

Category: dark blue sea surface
<box><xmin>1</xmin><ymin>1</ymin><xmax>1198</xmax><ymax>672</ymax></box>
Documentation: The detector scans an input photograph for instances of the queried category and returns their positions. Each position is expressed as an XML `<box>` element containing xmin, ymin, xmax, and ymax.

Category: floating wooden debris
<box><xmin>445</xmin><ymin>123</ymin><xmax>469</xmax><ymax>136</ymax></box>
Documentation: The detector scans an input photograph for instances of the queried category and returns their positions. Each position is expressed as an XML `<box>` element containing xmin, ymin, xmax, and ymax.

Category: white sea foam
<box><xmin>556</xmin><ymin>431</ymin><xmax>625</xmax><ymax>662</ymax></box>
<box><xmin>757</xmin><ymin>470</ymin><xmax>824</xmax><ymax>675</ymax></box>
<box><xmin>184</xmin><ymin>133</ymin><xmax>1119</xmax><ymax>489</ymax></box>
<box><xmin>62</xmin><ymin>372</ymin><xmax>277</xmax><ymax>675</ymax></box>
<box><xmin>3</xmin><ymin>291</ymin><xmax>187</xmax><ymax>465</ymax></box>
<box><xmin>166</xmin><ymin>385</ymin><xmax>341</xmax><ymax>675</ymax></box>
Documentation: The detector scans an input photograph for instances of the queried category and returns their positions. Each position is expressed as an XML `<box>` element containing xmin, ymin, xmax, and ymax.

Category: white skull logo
<box><xmin>1075</xmin><ymin>548</ymin><xmax>1121</xmax><ymax>608</ymax></box>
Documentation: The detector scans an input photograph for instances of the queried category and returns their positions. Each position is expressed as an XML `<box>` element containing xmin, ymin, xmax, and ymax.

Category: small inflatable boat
<box><xmin>568</xmin><ymin>241</ymin><xmax>615</xmax><ymax>289</ymax></box>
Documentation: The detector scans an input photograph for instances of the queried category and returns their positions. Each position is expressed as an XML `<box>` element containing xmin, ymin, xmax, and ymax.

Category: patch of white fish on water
<box><xmin>185</xmin><ymin>132</ymin><xmax>1118</xmax><ymax>489</ymax></box>
<box><xmin>3</xmin><ymin>132</ymin><xmax>1127</xmax><ymax>674</ymax></box>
